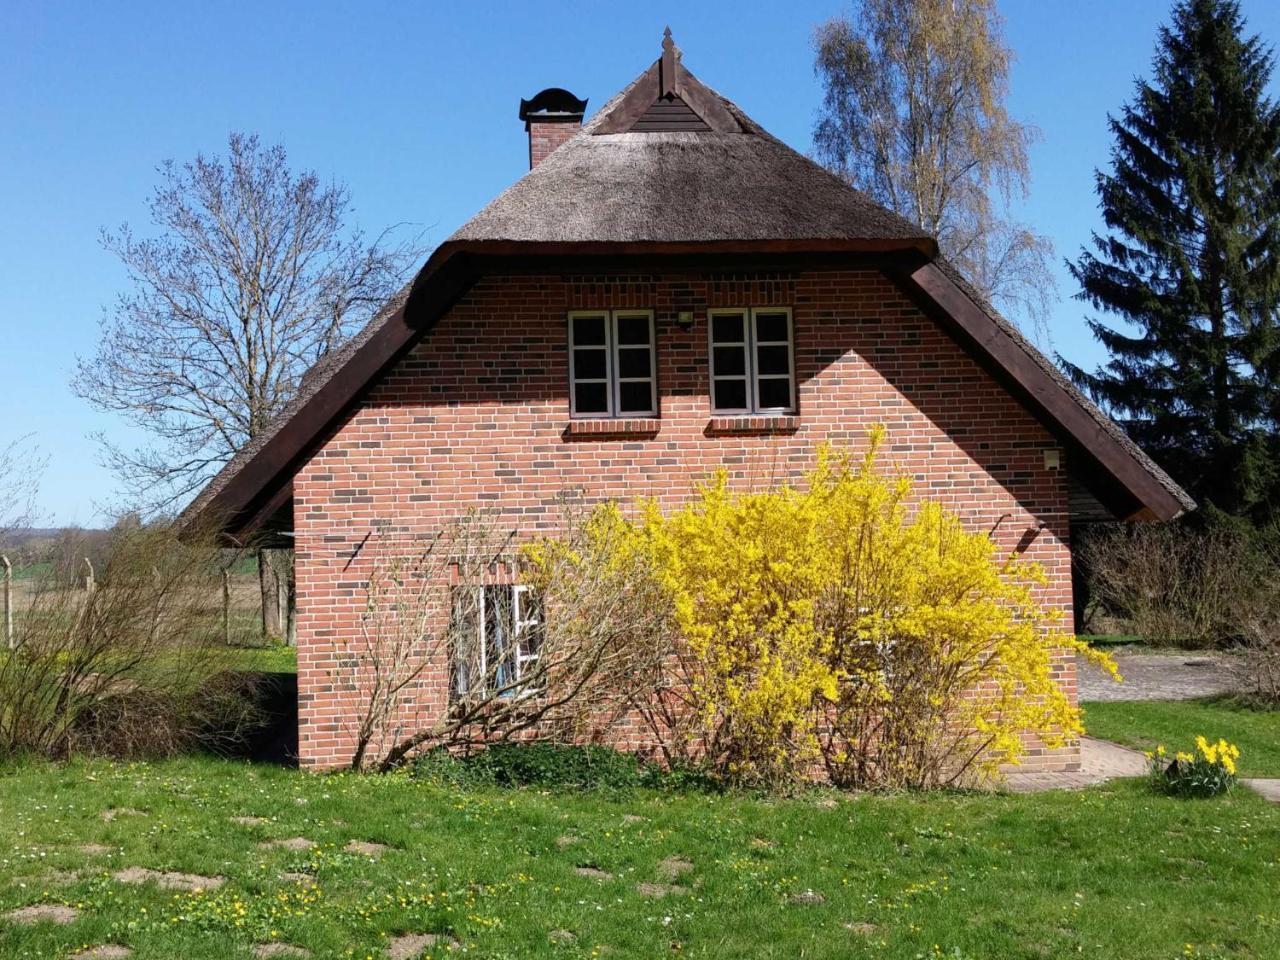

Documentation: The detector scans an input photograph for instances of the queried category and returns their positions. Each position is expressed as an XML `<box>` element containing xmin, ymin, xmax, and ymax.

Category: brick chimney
<box><xmin>519</xmin><ymin>87</ymin><xmax>588</xmax><ymax>169</ymax></box>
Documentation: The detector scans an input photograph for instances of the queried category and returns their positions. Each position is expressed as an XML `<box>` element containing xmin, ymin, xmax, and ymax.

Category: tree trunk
<box><xmin>258</xmin><ymin>548</ymin><xmax>281</xmax><ymax>639</ymax></box>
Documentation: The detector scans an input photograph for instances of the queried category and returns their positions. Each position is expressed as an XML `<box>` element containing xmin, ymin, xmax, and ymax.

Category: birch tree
<box><xmin>813</xmin><ymin>0</ymin><xmax>1054</xmax><ymax>338</ymax></box>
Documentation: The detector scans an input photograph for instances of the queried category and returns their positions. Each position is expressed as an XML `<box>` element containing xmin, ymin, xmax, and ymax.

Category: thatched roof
<box><xmin>450</xmin><ymin>68</ymin><xmax>933</xmax><ymax>249</ymax></box>
<box><xmin>181</xmin><ymin>38</ymin><xmax>1192</xmax><ymax>538</ymax></box>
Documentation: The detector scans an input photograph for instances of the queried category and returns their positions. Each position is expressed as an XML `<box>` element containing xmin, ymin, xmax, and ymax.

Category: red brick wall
<box><xmin>528</xmin><ymin>120</ymin><xmax>579</xmax><ymax>168</ymax></box>
<box><xmin>292</xmin><ymin>268</ymin><xmax>1079</xmax><ymax>772</ymax></box>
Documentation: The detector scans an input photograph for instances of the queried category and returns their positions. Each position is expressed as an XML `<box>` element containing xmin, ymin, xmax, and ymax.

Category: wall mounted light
<box><xmin>675</xmin><ymin>310</ymin><xmax>695</xmax><ymax>331</ymax></box>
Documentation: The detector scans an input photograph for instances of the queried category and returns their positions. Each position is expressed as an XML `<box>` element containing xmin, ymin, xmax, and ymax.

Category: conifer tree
<box><xmin>1064</xmin><ymin>0</ymin><xmax>1280</xmax><ymax>524</ymax></box>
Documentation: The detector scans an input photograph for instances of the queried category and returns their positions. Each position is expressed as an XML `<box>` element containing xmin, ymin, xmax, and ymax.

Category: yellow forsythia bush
<box><xmin>594</xmin><ymin>432</ymin><xmax>1115</xmax><ymax>788</ymax></box>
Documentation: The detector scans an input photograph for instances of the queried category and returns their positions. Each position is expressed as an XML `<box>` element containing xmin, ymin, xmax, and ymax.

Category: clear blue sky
<box><xmin>4</xmin><ymin>0</ymin><xmax>1279</xmax><ymax>525</ymax></box>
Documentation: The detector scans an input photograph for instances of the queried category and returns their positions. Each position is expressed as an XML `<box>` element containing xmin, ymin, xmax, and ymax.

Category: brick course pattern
<box><xmin>293</xmin><ymin>268</ymin><xmax>1079</xmax><ymax>772</ymax></box>
<box><xmin>528</xmin><ymin>120</ymin><xmax>579</xmax><ymax>168</ymax></box>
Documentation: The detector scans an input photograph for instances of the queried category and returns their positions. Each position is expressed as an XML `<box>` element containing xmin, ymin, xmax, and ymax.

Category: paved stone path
<box><xmin>1004</xmin><ymin>737</ymin><xmax>1280</xmax><ymax>803</ymax></box>
<box><xmin>1004</xmin><ymin>738</ymin><xmax>1147</xmax><ymax>793</ymax></box>
<box><xmin>1078</xmin><ymin>650</ymin><xmax>1242</xmax><ymax>702</ymax></box>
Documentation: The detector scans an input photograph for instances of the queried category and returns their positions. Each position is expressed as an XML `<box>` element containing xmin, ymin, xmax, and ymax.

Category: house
<box><xmin>185</xmin><ymin>33</ymin><xmax>1193</xmax><ymax>771</ymax></box>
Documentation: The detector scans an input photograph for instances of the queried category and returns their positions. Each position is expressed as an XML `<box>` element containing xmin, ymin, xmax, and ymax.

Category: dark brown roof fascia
<box><xmin>887</xmin><ymin>258</ymin><xmax>1187</xmax><ymax>522</ymax></box>
<box><xmin>592</xmin><ymin>61</ymin><xmax>662</xmax><ymax>134</ymax></box>
<box><xmin>198</xmin><ymin>250</ymin><xmax>481</xmax><ymax>540</ymax></box>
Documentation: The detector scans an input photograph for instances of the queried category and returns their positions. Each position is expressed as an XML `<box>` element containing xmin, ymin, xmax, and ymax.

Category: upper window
<box><xmin>568</xmin><ymin>310</ymin><xmax>657</xmax><ymax>418</ymax></box>
<box><xmin>450</xmin><ymin>584</ymin><xmax>543</xmax><ymax>701</ymax></box>
<box><xmin>708</xmin><ymin>307</ymin><xmax>795</xmax><ymax>414</ymax></box>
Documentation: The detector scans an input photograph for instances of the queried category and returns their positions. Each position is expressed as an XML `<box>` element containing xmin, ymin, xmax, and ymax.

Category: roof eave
<box><xmin>886</xmin><ymin>257</ymin><xmax>1193</xmax><ymax>523</ymax></box>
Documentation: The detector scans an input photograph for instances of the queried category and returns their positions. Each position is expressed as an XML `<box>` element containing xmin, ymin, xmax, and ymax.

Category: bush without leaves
<box><xmin>1081</xmin><ymin>523</ymin><xmax>1267</xmax><ymax>648</ymax></box>
<box><xmin>0</xmin><ymin>524</ymin><xmax>261</xmax><ymax>759</ymax></box>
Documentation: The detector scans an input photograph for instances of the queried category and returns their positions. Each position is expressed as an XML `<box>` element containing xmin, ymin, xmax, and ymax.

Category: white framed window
<box><xmin>568</xmin><ymin>310</ymin><xmax>657</xmax><ymax>417</ymax></box>
<box><xmin>708</xmin><ymin>307</ymin><xmax>795</xmax><ymax>414</ymax></box>
<box><xmin>451</xmin><ymin>584</ymin><xmax>543</xmax><ymax>700</ymax></box>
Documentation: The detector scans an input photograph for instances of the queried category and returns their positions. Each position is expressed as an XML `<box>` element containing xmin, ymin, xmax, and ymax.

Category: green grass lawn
<box><xmin>1</xmin><ymin>757</ymin><xmax>1278</xmax><ymax>959</ymax></box>
<box><xmin>222</xmin><ymin>645</ymin><xmax>297</xmax><ymax>673</ymax></box>
<box><xmin>1084</xmin><ymin>696</ymin><xmax>1280</xmax><ymax>777</ymax></box>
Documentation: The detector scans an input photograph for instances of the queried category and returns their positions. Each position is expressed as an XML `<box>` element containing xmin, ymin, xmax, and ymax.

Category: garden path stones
<box><xmin>253</xmin><ymin>944</ymin><xmax>311</xmax><ymax>958</ymax></box>
<box><xmin>231</xmin><ymin>815</ymin><xmax>268</xmax><ymax>826</ymax></box>
<box><xmin>78</xmin><ymin>844</ymin><xmax>112</xmax><ymax>856</ymax></box>
<box><xmin>386</xmin><ymin>933</ymin><xmax>460</xmax><ymax>958</ymax></box>
<box><xmin>259</xmin><ymin>837</ymin><xmax>316</xmax><ymax>851</ymax></box>
<box><xmin>548</xmin><ymin>929</ymin><xmax>576</xmax><ymax>944</ymax></box>
<box><xmin>100</xmin><ymin>807</ymin><xmax>144</xmax><ymax>822</ymax></box>
<box><xmin>280</xmin><ymin>872</ymin><xmax>317</xmax><ymax>885</ymax></box>
<box><xmin>657</xmin><ymin>856</ymin><xmax>693</xmax><ymax>881</ymax></box>
<box><xmin>573</xmin><ymin>866</ymin><xmax>612</xmax><ymax>881</ymax></box>
<box><xmin>1243</xmin><ymin>778</ymin><xmax>1280</xmax><ymax>802</ymax></box>
<box><xmin>620</xmin><ymin>814</ymin><xmax>645</xmax><ymax>825</ymax></box>
<box><xmin>789</xmin><ymin>890</ymin><xmax>826</xmax><ymax>905</ymax></box>
<box><xmin>844</xmin><ymin>922</ymin><xmax>879</xmax><ymax>935</ymax></box>
<box><xmin>1004</xmin><ymin>738</ymin><xmax>1147</xmax><ymax>794</ymax></box>
<box><xmin>344</xmin><ymin>839</ymin><xmax>391</xmax><ymax>857</ymax></box>
<box><xmin>4</xmin><ymin>903</ymin><xmax>80</xmax><ymax>925</ymax></box>
<box><xmin>69</xmin><ymin>947</ymin><xmax>133</xmax><ymax>959</ymax></box>
<box><xmin>555</xmin><ymin>835</ymin><xmax>580</xmax><ymax>848</ymax></box>
<box><xmin>112</xmin><ymin>867</ymin><xmax>224</xmax><ymax>891</ymax></box>
<box><xmin>635</xmin><ymin>882</ymin><xmax>687</xmax><ymax>897</ymax></box>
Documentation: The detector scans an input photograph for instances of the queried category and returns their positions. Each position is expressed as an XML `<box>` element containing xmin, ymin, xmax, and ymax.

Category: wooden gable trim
<box><xmin>887</xmin><ymin>259</ymin><xmax>1188</xmax><ymax>523</ymax></box>
<box><xmin>592</xmin><ymin>56</ymin><xmax>741</xmax><ymax>135</ymax></box>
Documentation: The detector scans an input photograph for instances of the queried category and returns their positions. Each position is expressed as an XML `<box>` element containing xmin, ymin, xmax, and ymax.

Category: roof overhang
<box><xmin>185</xmin><ymin>240</ymin><xmax>1188</xmax><ymax>542</ymax></box>
<box><xmin>885</xmin><ymin>256</ymin><xmax>1190</xmax><ymax>522</ymax></box>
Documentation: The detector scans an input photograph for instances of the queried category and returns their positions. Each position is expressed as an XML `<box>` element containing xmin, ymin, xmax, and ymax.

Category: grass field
<box><xmin>1084</xmin><ymin>696</ymin><xmax>1280</xmax><ymax>777</ymax></box>
<box><xmin>0</xmin><ymin>756</ymin><xmax>1277</xmax><ymax>960</ymax></box>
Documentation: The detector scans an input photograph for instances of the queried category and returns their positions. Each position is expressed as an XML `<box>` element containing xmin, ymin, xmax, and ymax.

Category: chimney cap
<box><xmin>519</xmin><ymin>88</ymin><xmax>589</xmax><ymax>126</ymax></box>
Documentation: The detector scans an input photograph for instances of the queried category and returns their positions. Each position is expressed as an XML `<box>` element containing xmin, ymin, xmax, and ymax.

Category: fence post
<box><xmin>222</xmin><ymin>568</ymin><xmax>231</xmax><ymax>645</ymax></box>
<box><xmin>83</xmin><ymin>557</ymin><xmax>95</xmax><ymax>595</ymax></box>
<box><xmin>1</xmin><ymin>555</ymin><xmax>11</xmax><ymax>650</ymax></box>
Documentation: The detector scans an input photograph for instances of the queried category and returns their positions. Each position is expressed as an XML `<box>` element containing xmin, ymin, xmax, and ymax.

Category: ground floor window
<box><xmin>450</xmin><ymin>584</ymin><xmax>543</xmax><ymax>700</ymax></box>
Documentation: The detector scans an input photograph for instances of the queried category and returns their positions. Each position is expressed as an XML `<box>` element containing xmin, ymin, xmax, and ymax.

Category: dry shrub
<box><xmin>341</xmin><ymin>503</ymin><xmax>674</xmax><ymax>771</ymax></box>
<box><xmin>1081</xmin><ymin>523</ymin><xmax>1265</xmax><ymax>648</ymax></box>
<box><xmin>0</xmin><ymin>523</ymin><xmax>261</xmax><ymax>759</ymax></box>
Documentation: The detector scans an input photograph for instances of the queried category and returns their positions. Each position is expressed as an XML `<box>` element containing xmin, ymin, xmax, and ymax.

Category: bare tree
<box><xmin>0</xmin><ymin>435</ymin><xmax>46</xmax><ymax>544</ymax></box>
<box><xmin>813</xmin><ymin>0</ymin><xmax>1055</xmax><ymax>338</ymax></box>
<box><xmin>73</xmin><ymin>133</ymin><xmax>422</xmax><ymax>632</ymax></box>
<box><xmin>341</xmin><ymin>504</ymin><xmax>674</xmax><ymax>772</ymax></box>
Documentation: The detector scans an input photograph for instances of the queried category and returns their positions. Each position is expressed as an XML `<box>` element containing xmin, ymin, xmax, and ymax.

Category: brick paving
<box><xmin>1078</xmin><ymin>650</ymin><xmax>1243</xmax><ymax>702</ymax></box>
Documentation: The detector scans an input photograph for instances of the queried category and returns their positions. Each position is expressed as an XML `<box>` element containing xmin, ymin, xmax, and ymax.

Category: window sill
<box><xmin>705</xmin><ymin>415</ymin><xmax>800</xmax><ymax>436</ymax></box>
<box><xmin>563</xmin><ymin>418</ymin><xmax>661</xmax><ymax>439</ymax></box>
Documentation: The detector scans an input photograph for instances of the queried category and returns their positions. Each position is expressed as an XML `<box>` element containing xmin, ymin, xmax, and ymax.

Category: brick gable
<box><xmin>292</xmin><ymin>267</ymin><xmax>1076</xmax><ymax>770</ymax></box>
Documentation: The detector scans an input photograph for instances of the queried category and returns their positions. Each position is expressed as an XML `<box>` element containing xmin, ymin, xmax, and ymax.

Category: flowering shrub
<box><xmin>1147</xmin><ymin>736</ymin><xmax>1240</xmax><ymax>798</ymax></box>
<box><xmin>586</xmin><ymin>433</ymin><xmax>1114</xmax><ymax>788</ymax></box>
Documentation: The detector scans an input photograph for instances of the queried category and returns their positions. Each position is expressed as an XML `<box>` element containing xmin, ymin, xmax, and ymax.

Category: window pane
<box><xmin>713</xmin><ymin>378</ymin><xmax>748</xmax><ymax>411</ymax></box>
<box><xmin>713</xmin><ymin>345</ymin><xmax>746</xmax><ymax>376</ymax></box>
<box><xmin>755</xmin><ymin>312</ymin><xmax>789</xmax><ymax>343</ymax></box>
<box><xmin>450</xmin><ymin>587</ymin><xmax>481</xmax><ymax>698</ymax></box>
<box><xmin>573</xmin><ymin>347</ymin><xmax>607</xmax><ymax>380</ymax></box>
<box><xmin>711</xmin><ymin>313</ymin><xmax>746</xmax><ymax>343</ymax></box>
<box><xmin>617</xmin><ymin>347</ymin><xmax>651</xmax><ymax>379</ymax></box>
<box><xmin>757</xmin><ymin>377</ymin><xmax>793</xmax><ymax>410</ymax></box>
<box><xmin>618</xmin><ymin>380</ymin><xmax>654</xmax><ymax>413</ymax></box>
<box><xmin>574</xmin><ymin>381</ymin><xmax>609</xmax><ymax>414</ymax></box>
<box><xmin>571</xmin><ymin>314</ymin><xmax>607</xmax><ymax>346</ymax></box>
<box><xmin>757</xmin><ymin>344</ymin><xmax>790</xmax><ymax>376</ymax></box>
<box><xmin>616</xmin><ymin>314</ymin><xmax>651</xmax><ymax>346</ymax></box>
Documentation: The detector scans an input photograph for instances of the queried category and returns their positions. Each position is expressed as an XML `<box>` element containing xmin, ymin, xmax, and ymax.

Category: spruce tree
<box><xmin>1064</xmin><ymin>0</ymin><xmax>1280</xmax><ymax>524</ymax></box>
